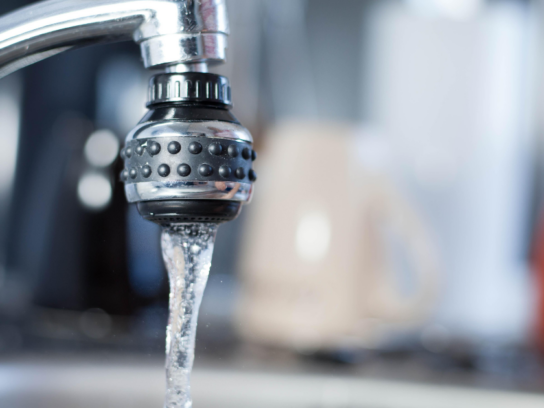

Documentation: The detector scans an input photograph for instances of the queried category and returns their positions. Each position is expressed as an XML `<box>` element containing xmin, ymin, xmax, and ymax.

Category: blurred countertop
<box><xmin>1</xmin><ymin>353</ymin><xmax>544</xmax><ymax>408</ymax></box>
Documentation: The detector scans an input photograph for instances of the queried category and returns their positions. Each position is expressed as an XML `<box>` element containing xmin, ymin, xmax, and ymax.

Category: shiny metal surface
<box><xmin>127</xmin><ymin>120</ymin><xmax>253</xmax><ymax>144</ymax></box>
<box><xmin>125</xmin><ymin>180</ymin><xmax>252</xmax><ymax>203</ymax></box>
<box><xmin>165</xmin><ymin>63</ymin><xmax>209</xmax><ymax>73</ymax></box>
<box><xmin>0</xmin><ymin>0</ymin><xmax>229</xmax><ymax>78</ymax></box>
<box><xmin>125</xmin><ymin>117</ymin><xmax>253</xmax><ymax>204</ymax></box>
<box><xmin>140</xmin><ymin>32</ymin><xmax>227</xmax><ymax>69</ymax></box>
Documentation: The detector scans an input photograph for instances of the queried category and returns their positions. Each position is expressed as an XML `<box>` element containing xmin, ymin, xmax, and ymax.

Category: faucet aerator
<box><xmin>120</xmin><ymin>72</ymin><xmax>256</xmax><ymax>226</ymax></box>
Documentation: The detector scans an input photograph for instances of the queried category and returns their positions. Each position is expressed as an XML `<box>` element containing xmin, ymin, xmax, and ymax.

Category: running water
<box><xmin>161</xmin><ymin>223</ymin><xmax>219</xmax><ymax>408</ymax></box>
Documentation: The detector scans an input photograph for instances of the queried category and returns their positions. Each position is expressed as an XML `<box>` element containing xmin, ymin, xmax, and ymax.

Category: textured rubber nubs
<box><xmin>120</xmin><ymin>136</ymin><xmax>256</xmax><ymax>184</ymax></box>
<box><xmin>137</xmin><ymin>200</ymin><xmax>242</xmax><ymax>225</ymax></box>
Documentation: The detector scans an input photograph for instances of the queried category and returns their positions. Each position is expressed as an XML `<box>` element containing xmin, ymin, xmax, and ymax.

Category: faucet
<box><xmin>0</xmin><ymin>0</ymin><xmax>256</xmax><ymax>224</ymax></box>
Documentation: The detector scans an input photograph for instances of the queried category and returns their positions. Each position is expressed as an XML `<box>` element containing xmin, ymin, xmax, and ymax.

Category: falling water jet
<box><xmin>161</xmin><ymin>223</ymin><xmax>219</xmax><ymax>408</ymax></box>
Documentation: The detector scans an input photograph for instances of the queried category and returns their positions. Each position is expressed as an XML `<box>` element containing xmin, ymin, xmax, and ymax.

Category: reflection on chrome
<box><xmin>126</xmin><ymin>120</ymin><xmax>253</xmax><ymax>143</ymax></box>
<box><xmin>0</xmin><ymin>0</ymin><xmax>229</xmax><ymax>78</ymax></box>
<box><xmin>125</xmin><ymin>180</ymin><xmax>252</xmax><ymax>203</ymax></box>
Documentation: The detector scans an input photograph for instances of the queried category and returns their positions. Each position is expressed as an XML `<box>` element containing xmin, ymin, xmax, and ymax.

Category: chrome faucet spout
<box><xmin>0</xmin><ymin>0</ymin><xmax>228</xmax><ymax>78</ymax></box>
<box><xmin>0</xmin><ymin>0</ymin><xmax>256</xmax><ymax>226</ymax></box>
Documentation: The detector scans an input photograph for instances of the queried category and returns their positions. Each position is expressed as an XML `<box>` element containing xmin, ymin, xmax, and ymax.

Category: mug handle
<box><xmin>361</xmin><ymin>176</ymin><xmax>441</xmax><ymax>323</ymax></box>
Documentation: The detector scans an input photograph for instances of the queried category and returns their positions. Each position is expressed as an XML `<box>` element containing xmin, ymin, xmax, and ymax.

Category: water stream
<box><xmin>161</xmin><ymin>223</ymin><xmax>219</xmax><ymax>408</ymax></box>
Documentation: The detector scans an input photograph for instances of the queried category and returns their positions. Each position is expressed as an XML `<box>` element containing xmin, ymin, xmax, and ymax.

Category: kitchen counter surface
<box><xmin>1</xmin><ymin>354</ymin><xmax>544</xmax><ymax>408</ymax></box>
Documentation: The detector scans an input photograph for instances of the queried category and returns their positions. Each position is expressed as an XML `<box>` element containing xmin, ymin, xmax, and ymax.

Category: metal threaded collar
<box><xmin>147</xmin><ymin>72</ymin><xmax>232</xmax><ymax>107</ymax></box>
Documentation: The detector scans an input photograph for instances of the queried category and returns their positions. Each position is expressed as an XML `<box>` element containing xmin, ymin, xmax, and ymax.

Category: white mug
<box><xmin>236</xmin><ymin>121</ymin><xmax>440</xmax><ymax>351</ymax></box>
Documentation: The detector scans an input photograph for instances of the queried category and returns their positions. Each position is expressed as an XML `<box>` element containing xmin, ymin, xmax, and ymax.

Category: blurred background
<box><xmin>3</xmin><ymin>0</ymin><xmax>544</xmax><ymax>406</ymax></box>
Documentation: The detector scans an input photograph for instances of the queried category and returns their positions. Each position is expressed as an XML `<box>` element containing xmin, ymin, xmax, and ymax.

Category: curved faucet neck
<box><xmin>0</xmin><ymin>0</ymin><xmax>228</xmax><ymax>78</ymax></box>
